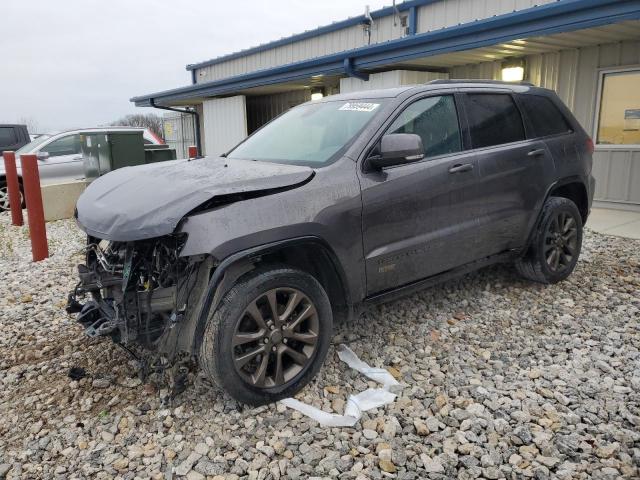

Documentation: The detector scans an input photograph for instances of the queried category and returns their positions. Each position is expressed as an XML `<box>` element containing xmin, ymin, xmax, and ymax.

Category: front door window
<box><xmin>386</xmin><ymin>95</ymin><xmax>462</xmax><ymax>158</ymax></box>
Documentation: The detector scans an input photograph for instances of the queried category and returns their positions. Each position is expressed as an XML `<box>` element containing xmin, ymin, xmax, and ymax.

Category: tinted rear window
<box><xmin>464</xmin><ymin>94</ymin><xmax>525</xmax><ymax>148</ymax></box>
<box><xmin>519</xmin><ymin>94</ymin><xmax>572</xmax><ymax>138</ymax></box>
<box><xmin>0</xmin><ymin>127</ymin><xmax>17</xmax><ymax>145</ymax></box>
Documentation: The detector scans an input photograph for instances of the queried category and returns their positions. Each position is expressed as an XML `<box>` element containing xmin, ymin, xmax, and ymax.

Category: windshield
<box><xmin>227</xmin><ymin>99</ymin><xmax>386</xmax><ymax>166</ymax></box>
<box><xmin>16</xmin><ymin>134</ymin><xmax>52</xmax><ymax>154</ymax></box>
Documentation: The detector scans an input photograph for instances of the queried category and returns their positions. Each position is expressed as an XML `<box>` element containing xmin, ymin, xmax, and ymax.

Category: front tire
<box><xmin>516</xmin><ymin>196</ymin><xmax>583</xmax><ymax>284</ymax></box>
<box><xmin>199</xmin><ymin>266</ymin><xmax>333</xmax><ymax>406</ymax></box>
<box><xmin>0</xmin><ymin>180</ymin><xmax>24</xmax><ymax>212</ymax></box>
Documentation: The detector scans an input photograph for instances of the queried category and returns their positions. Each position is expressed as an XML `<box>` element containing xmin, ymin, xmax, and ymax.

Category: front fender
<box><xmin>189</xmin><ymin>236</ymin><xmax>351</xmax><ymax>353</ymax></box>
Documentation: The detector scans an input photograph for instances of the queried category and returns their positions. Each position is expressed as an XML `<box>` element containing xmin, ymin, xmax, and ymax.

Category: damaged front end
<box><xmin>66</xmin><ymin>156</ymin><xmax>316</xmax><ymax>394</ymax></box>
<box><xmin>66</xmin><ymin>234</ymin><xmax>213</xmax><ymax>376</ymax></box>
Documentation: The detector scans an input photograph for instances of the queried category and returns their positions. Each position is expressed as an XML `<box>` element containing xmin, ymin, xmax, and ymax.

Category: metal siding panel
<box><xmin>417</xmin><ymin>0</ymin><xmax>556</xmax><ymax>34</ymax></box>
<box><xmin>457</xmin><ymin>0</ymin><xmax>475</xmax><ymax>25</ymax></box>
<box><xmin>541</xmin><ymin>51</ymin><xmax>560</xmax><ymax>90</ymax></box>
<box><xmin>556</xmin><ymin>49</ymin><xmax>579</xmax><ymax>109</ymax></box>
<box><xmin>472</xmin><ymin>0</ymin><xmax>488</xmax><ymax>23</ymax></box>
<box><xmin>202</xmin><ymin>96</ymin><xmax>248</xmax><ymax>156</ymax></box>
<box><xmin>606</xmin><ymin>151</ymin><xmax>633</xmax><ymax>202</ymax></box>
<box><xmin>433</xmin><ymin>1</ymin><xmax>447</xmax><ymax>30</ymax></box>
<box><xmin>527</xmin><ymin>53</ymin><xmax>543</xmax><ymax>86</ymax></box>
<box><xmin>572</xmin><ymin>45</ymin><xmax>599</xmax><ymax>133</ymax></box>
<box><xmin>620</xmin><ymin>39</ymin><xmax>640</xmax><ymax>65</ymax></box>
<box><xmin>598</xmin><ymin>42</ymin><xmax>622</xmax><ymax>68</ymax></box>
<box><xmin>630</xmin><ymin>151</ymin><xmax>640</xmax><ymax>203</ymax></box>
<box><xmin>246</xmin><ymin>90</ymin><xmax>310</xmax><ymax>133</ymax></box>
<box><xmin>339</xmin><ymin>69</ymin><xmax>447</xmax><ymax>93</ymax></box>
<box><xmin>592</xmin><ymin>151</ymin><xmax>610</xmax><ymax>200</ymax></box>
<box><xmin>445</xmin><ymin>0</ymin><xmax>461</xmax><ymax>29</ymax></box>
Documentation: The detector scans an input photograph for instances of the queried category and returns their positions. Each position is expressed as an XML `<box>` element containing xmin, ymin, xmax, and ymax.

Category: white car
<box><xmin>0</xmin><ymin>127</ymin><xmax>162</xmax><ymax>211</ymax></box>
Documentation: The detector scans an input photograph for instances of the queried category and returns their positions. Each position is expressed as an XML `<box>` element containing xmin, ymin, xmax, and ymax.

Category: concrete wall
<box><xmin>41</xmin><ymin>181</ymin><xmax>87</xmax><ymax>222</ymax></box>
<box><xmin>202</xmin><ymin>96</ymin><xmax>248</xmax><ymax>157</ymax></box>
<box><xmin>194</xmin><ymin>0</ymin><xmax>554</xmax><ymax>84</ymax></box>
<box><xmin>450</xmin><ymin>39</ymin><xmax>640</xmax><ymax>206</ymax></box>
<box><xmin>339</xmin><ymin>70</ymin><xmax>449</xmax><ymax>93</ymax></box>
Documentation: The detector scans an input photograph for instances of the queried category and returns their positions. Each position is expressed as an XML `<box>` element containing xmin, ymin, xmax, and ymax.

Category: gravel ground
<box><xmin>0</xmin><ymin>211</ymin><xmax>639</xmax><ymax>480</ymax></box>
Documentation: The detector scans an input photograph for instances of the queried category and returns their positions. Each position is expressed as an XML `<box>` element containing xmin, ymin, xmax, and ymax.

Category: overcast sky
<box><xmin>2</xmin><ymin>0</ymin><xmax>388</xmax><ymax>133</ymax></box>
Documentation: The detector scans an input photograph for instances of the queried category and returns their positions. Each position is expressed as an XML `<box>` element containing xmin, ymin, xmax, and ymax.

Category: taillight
<box><xmin>586</xmin><ymin>137</ymin><xmax>594</xmax><ymax>154</ymax></box>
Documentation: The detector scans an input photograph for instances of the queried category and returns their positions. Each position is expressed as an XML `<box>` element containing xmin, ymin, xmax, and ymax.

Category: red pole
<box><xmin>20</xmin><ymin>154</ymin><xmax>49</xmax><ymax>261</ymax></box>
<box><xmin>188</xmin><ymin>145</ymin><xmax>198</xmax><ymax>159</ymax></box>
<box><xmin>2</xmin><ymin>151</ymin><xmax>24</xmax><ymax>226</ymax></box>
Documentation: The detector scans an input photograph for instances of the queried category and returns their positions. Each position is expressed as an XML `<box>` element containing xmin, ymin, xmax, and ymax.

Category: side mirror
<box><xmin>367</xmin><ymin>133</ymin><xmax>424</xmax><ymax>170</ymax></box>
<box><xmin>36</xmin><ymin>151</ymin><xmax>50</xmax><ymax>160</ymax></box>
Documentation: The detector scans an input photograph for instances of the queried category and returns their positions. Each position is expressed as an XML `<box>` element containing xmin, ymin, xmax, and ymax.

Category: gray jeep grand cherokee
<box><xmin>68</xmin><ymin>80</ymin><xmax>595</xmax><ymax>405</ymax></box>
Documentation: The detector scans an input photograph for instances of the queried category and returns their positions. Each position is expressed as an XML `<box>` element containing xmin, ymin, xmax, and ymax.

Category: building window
<box><xmin>596</xmin><ymin>69</ymin><xmax>640</xmax><ymax>146</ymax></box>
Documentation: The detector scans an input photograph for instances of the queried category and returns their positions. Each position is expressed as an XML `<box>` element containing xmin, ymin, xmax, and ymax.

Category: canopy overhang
<box><xmin>131</xmin><ymin>0</ymin><xmax>640</xmax><ymax>107</ymax></box>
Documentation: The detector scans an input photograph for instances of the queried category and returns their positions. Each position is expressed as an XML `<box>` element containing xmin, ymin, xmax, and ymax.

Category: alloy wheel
<box><xmin>0</xmin><ymin>185</ymin><xmax>22</xmax><ymax>211</ymax></box>
<box><xmin>0</xmin><ymin>185</ymin><xmax>9</xmax><ymax>210</ymax></box>
<box><xmin>544</xmin><ymin>211</ymin><xmax>578</xmax><ymax>272</ymax></box>
<box><xmin>232</xmin><ymin>287</ymin><xmax>319</xmax><ymax>388</ymax></box>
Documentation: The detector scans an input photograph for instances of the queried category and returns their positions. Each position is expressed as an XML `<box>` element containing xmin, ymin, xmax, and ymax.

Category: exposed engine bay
<box><xmin>66</xmin><ymin>234</ymin><xmax>212</xmax><ymax>388</ymax></box>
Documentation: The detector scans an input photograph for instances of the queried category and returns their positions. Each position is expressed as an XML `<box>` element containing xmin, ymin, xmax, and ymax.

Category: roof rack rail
<box><xmin>427</xmin><ymin>79</ymin><xmax>535</xmax><ymax>86</ymax></box>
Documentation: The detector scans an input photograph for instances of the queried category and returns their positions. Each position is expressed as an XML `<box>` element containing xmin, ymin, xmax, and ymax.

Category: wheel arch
<box><xmin>192</xmin><ymin>236</ymin><xmax>351</xmax><ymax>352</ymax></box>
<box><xmin>522</xmin><ymin>176</ymin><xmax>588</xmax><ymax>255</ymax></box>
<box><xmin>547</xmin><ymin>177</ymin><xmax>589</xmax><ymax>224</ymax></box>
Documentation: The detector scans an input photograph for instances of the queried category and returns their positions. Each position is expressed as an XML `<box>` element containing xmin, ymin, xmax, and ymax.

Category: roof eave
<box><xmin>131</xmin><ymin>0</ymin><xmax>640</xmax><ymax>107</ymax></box>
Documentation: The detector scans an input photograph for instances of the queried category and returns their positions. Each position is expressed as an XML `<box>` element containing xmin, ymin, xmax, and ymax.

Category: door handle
<box><xmin>527</xmin><ymin>148</ymin><xmax>546</xmax><ymax>157</ymax></box>
<box><xmin>449</xmin><ymin>163</ymin><xmax>473</xmax><ymax>173</ymax></box>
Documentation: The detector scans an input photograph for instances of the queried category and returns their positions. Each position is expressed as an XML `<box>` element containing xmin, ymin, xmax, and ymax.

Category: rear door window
<box><xmin>518</xmin><ymin>94</ymin><xmax>573</xmax><ymax>138</ymax></box>
<box><xmin>0</xmin><ymin>127</ymin><xmax>18</xmax><ymax>146</ymax></box>
<box><xmin>387</xmin><ymin>95</ymin><xmax>462</xmax><ymax>158</ymax></box>
<box><xmin>464</xmin><ymin>93</ymin><xmax>525</xmax><ymax>148</ymax></box>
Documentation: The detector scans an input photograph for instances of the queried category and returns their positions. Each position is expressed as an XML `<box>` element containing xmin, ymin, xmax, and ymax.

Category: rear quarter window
<box><xmin>464</xmin><ymin>93</ymin><xmax>525</xmax><ymax>148</ymax></box>
<box><xmin>518</xmin><ymin>94</ymin><xmax>573</xmax><ymax>138</ymax></box>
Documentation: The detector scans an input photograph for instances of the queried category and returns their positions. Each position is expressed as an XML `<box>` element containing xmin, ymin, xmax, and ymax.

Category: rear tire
<box><xmin>516</xmin><ymin>196</ymin><xmax>583</xmax><ymax>284</ymax></box>
<box><xmin>199</xmin><ymin>266</ymin><xmax>333</xmax><ymax>406</ymax></box>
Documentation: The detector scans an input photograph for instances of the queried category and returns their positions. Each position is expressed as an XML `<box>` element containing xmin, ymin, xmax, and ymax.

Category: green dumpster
<box><xmin>80</xmin><ymin>130</ymin><xmax>176</xmax><ymax>182</ymax></box>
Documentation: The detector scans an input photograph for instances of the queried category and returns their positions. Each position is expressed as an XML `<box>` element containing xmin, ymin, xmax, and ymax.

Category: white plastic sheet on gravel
<box><xmin>0</xmin><ymin>211</ymin><xmax>638</xmax><ymax>479</ymax></box>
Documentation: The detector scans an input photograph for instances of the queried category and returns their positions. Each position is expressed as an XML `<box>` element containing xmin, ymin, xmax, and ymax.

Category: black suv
<box><xmin>69</xmin><ymin>81</ymin><xmax>594</xmax><ymax>405</ymax></box>
<box><xmin>0</xmin><ymin>124</ymin><xmax>29</xmax><ymax>155</ymax></box>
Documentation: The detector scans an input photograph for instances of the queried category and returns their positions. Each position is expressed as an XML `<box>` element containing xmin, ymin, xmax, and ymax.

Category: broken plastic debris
<box><xmin>279</xmin><ymin>344</ymin><xmax>400</xmax><ymax>427</ymax></box>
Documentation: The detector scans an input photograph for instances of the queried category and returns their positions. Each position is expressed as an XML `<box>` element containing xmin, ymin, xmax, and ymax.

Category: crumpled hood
<box><xmin>76</xmin><ymin>157</ymin><xmax>314</xmax><ymax>241</ymax></box>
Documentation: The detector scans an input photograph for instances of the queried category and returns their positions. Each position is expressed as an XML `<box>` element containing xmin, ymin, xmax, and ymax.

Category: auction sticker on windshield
<box><xmin>339</xmin><ymin>102</ymin><xmax>380</xmax><ymax>112</ymax></box>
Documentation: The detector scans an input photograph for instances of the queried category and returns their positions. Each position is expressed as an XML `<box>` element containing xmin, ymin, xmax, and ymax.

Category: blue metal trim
<box><xmin>185</xmin><ymin>0</ymin><xmax>440</xmax><ymax>71</ymax></box>
<box><xmin>408</xmin><ymin>6</ymin><xmax>418</xmax><ymax>36</ymax></box>
<box><xmin>353</xmin><ymin>0</ymin><xmax>640</xmax><ymax>69</ymax></box>
<box><xmin>132</xmin><ymin>0</ymin><xmax>640</xmax><ymax>107</ymax></box>
<box><xmin>343</xmin><ymin>57</ymin><xmax>369</xmax><ymax>81</ymax></box>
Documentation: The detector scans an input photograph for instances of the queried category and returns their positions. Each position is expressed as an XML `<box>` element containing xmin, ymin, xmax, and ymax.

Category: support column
<box><xmin>202</xmin><ymin>96</ymin><xmax>248</xmax><ymax>157</ymax></box>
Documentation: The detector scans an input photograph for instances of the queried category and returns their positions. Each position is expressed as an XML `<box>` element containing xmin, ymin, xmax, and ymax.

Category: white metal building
<box><xmin>133</xmin><ymin>0</ymin><xmax>640</xmax><ymax>210</ymax></box>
